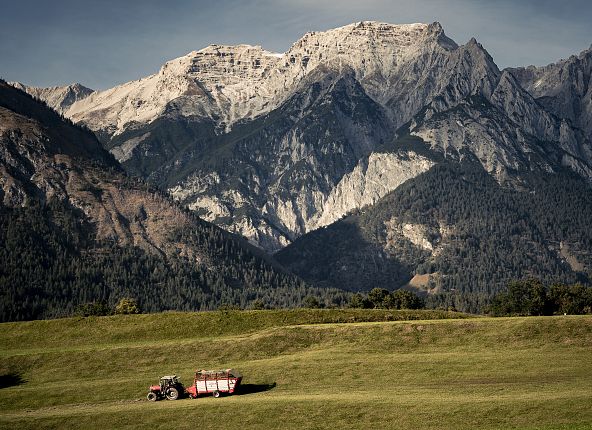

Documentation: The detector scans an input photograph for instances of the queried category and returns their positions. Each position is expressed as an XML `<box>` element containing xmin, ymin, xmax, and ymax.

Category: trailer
<box><xmin>185</xmin><ymin>369</ymin><xmax>242</xmax><ymax>398</ymax></box>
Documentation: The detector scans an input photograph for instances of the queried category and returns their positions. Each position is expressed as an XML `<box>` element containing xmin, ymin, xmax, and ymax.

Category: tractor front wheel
<box><xmin>166</xmin><ymin>387</ymin><xmax>180</xmax><ymax>400</ymax></box>
<box><xmin>213</xmin><ymin>390</ymin><xmax>221</xmax><ymax>398</ymax></box>
<box><xmin>147</xmin><ymin>392</ymin><xmax>158</xmax><ymax>401</ymax></box>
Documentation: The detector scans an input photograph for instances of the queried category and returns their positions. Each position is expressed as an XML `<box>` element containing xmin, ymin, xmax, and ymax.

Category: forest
<box><xmin>278</xmin><ymin>161</ymin><xmax>592</xmax><ymax>313</ymax></box>
<box><xmin>0</xmin><ymin>199</ymin><xmax>349</xmax><ymax>322</ymax></box>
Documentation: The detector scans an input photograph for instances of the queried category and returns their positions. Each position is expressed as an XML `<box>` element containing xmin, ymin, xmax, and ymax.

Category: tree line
<box><xmin>488</xmin><ymin>278</ymin><xmax>592</xmax><ymax>316</ymax></box>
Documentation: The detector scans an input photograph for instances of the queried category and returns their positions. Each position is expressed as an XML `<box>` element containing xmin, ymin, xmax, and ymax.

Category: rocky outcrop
<box><xmin>312</xmin><ymin>152</ymin><xmax>434</xmax><ymax>229</ymax></box>
<box><xmin>10</xmin><ymin>82</ymin><xmax>94</xmax><ymax>114</ymax></box>
<box><xmin>508</xmin><ymin>47</ymin><xmax>592</xmax><ymax>141</ymax></box>
<box><xmin>16</xmin><ymin>22</ymin><xmax>592</xmax><ymax>252</ymax></box>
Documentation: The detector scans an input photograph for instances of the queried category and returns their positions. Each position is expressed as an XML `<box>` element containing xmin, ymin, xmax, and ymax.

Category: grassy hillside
<box><xmin>1</xmin><ymin>309</ymin><xmax>591</xmax><ymax>429</ymax></box>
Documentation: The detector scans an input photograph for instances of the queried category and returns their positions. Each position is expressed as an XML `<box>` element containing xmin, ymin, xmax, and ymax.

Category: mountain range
<box><xmin>5</xmin><ymin>21</ymin><xmax>592</xmax><ymax>316</ymax></box>
<box><xmin>0</xmin><ymin>81</ymin><xmax>346</xmax><ymax>321</ymax></box>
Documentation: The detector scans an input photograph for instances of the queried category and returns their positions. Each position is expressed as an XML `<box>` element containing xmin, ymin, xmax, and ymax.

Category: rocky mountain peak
<box><xmin>162</xmin><ymin>44</ymin><xmax>283</xmax><ymax>79</ymax></box>
<box><xmin>9</xmin><ymin>81</ymin><xmax>94</xmax><ymax>114</ymax></box>
<box><xmin>20</xmin><ymin>21</ymin><xmax>474</xmax><ymax>138</ymax></box>
<box><xmin>14</xmin><ymin>23</ymin><xmax>592</xmax><ymax>253</ymax></box>
<box><xmin>507</xmin><ymin>43</ymin><xmax>592</xmax><ymax>142</ymax></box>
<box><xmin>284</xmin><ymin>21</ymin><xmax>452</xmax><ymax>78</ymax></box>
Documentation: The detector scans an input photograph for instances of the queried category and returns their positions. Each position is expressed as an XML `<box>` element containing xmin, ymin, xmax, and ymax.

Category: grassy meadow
<box><xmin>0</xmin><ymin>309</ymin><xmax>591</xmax><ymax>429</ymax></box>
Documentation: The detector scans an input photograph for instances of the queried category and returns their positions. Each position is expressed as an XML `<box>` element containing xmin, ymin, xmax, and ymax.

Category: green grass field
<box><xmin>1</xmin><ymin>309</ymin><xmax>591</xmax><ymax>429</ymax></box>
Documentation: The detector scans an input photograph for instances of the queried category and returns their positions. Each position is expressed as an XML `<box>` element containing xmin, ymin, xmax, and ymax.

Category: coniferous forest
<box><xmin>277</xmin><ymin>161</ymin><xmax>592</xmax><ymax>313</ymax></box>
<box><xmin>0</xmin><ymin>199</ymin><xmax>349</xmax><ymax>321</ymax></box>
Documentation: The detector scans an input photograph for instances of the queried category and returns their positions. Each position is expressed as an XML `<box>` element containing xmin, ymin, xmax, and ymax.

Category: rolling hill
<box><xmin>0</xmin><ymin>310</ymin><xmax>591</xmax><ymax>429</ymax></box>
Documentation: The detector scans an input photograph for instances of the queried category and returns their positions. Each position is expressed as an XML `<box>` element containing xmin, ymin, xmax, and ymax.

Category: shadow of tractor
<box><xmin>0</xmin><ymin>373</ymin><xmax>26</xmax><ymax>389</ymax></box>
<box><xmin>235</xmin><ymin>382</ymin><xmax>276</xmax><ymax>395</ymax></box>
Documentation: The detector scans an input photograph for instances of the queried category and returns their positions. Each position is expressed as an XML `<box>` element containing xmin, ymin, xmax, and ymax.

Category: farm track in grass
<box><xmin>1</xmin><ymin>309</ymin><xmax>591</xmax><ymax>429</ymax></box>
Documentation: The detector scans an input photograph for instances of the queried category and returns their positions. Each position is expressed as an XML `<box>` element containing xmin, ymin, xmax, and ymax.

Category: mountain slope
<box><xmin>277</xmin><ymin>160</ymin><xmax>592</xmax><ymax>313</ymax></box>
<box><xmin>10</xmin><ymin>82</ymin><xmax>94</xmax><ymax>115</ymax></box>
<box><xmin>166</xmin><ymin>68</ymin><xmax>411</xmax><ymax>250</ymax></box>
<box><xmin>0</xmin><ymin>81</ymin><xmax>347</xmax><ymax>321</ymax></box>
<box><xmin>508</xmin><ymin>46</ymin><xmax>592</xmax><ymax>142</ymax></box>
<box><xmin>17</xmin><ymin>22</ymin><xmax>592</xmax><ymax>253</ymax></box>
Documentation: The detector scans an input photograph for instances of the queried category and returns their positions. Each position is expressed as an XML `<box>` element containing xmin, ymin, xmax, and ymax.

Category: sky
<box><xmin>1</xmin><ymin>0</ymin><xmax>591</xmax><ymax>90</ymax></box>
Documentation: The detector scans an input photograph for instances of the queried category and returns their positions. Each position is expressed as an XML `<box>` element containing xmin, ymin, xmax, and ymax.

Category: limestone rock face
<box><xmin>167</xmin><ymin>70</ymin><xmax>398</xmax><ymax>251</ymax></box>
<box><xmin>312</xmin><ymin>152</ymin><xmax>434</xmax><ymax>229</ymax></box>
<box><xmin>15</xmin><ymin>22</ymin><xmax>592</xmax><ymax>251</ymax></box>
<box><xmin>10</xmin><ymin>82</ymin><xmax>94</xmax><ymax>114</ymax></box>
<box><xmin>508</xmin><ymin>47</ymin><xmax>592</xmax><ymax>141</ymax></box>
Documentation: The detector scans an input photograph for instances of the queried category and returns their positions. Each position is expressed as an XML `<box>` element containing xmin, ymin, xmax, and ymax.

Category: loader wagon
<box><xmin>185</xmin><ymin>369</ymin><xmax>242</xmax><ymax>398</ymax></box>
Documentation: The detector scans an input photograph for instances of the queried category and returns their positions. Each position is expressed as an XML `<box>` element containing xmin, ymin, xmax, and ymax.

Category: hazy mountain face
<box><xmin>9</xmin><ymin>82</ymin><xmax>94</xmax><ymax>115</ymax></box>
<box><xmin>507</xmin><ymin>46</ymin><xmax>592</xmax><ymax>142</ymax></box>
<box><xmin>15</xmin><ymin>21</ymin><xmax>592</xmax><ymax>256</ymax></box>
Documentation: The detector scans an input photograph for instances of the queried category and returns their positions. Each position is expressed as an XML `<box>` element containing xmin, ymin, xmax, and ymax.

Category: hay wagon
<box><xmin>185</xmin><ymin>369</ymin><xmax>242</xmax><ymax>398</ymax></box>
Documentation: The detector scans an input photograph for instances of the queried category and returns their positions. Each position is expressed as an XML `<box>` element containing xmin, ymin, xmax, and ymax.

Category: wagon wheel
<box><xmin>147</xmin><ymin>392</ymin><xmax>158</xmax><ymax>401</ymax></box>
<box><xmin>212</xmin><ymin>390</ymin><xmax>221</xmax><ymax>398</ymax></box>
<box><xmin>166</xmin><ymin>387</ymin><xmax>180</xmax><ymax>400</ymax></box>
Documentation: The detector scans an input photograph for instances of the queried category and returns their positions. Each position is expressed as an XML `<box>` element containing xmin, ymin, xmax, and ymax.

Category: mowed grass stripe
<box><xmin>1</xmin><ymin>394</ymin><xmax>591</xmax><ymax>430</ymax></box>
<box><xmin>0</xmin><ymin>309</ymin><xmax>466</xmax><ymax>349</ymax></box>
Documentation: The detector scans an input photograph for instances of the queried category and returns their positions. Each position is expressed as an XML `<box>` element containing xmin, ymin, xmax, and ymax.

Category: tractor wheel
<box><xmin>147</xmin><ymin>392</ymin><xmax>158</xmax><ymax>402</ymax></box>
<box><xmin>212</xmin><ymin>390</ymin><xmax>221</xmax><ymax>398</ymax></box>
<box><xmin>166</xmin><ymin>387</ymin><xmax>180</xmax><ymax>400</ymax></box>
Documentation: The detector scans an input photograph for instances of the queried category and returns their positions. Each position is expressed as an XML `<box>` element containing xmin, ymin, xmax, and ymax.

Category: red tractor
<box><xmin>147</xmin><ymin>370</ymin><xmax>242</xmax><ymax>401</ymax></box>
<box><xmin>146</xmin><ymin>375</ymin><xmax>185</xmax><ymax>401</ymax></box>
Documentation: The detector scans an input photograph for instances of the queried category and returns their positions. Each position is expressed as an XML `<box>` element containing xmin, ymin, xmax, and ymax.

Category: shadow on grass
<box><xmin>235</xmin><ymin>382</ymin><xmax>276</xmax><ymax>395</ymax></box>
<box><xmin>0</xmin><ymin>373</ymin><xmax>26</xmax><ymax>389</ymax></box>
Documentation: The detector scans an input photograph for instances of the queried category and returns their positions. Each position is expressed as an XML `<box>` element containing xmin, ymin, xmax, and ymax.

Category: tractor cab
<box><xmin>147</xmin><ymin>375</ymin><xmax>185</xmax><ymax>401</ymax></box>
<box><xmin>159</xmin><ymin>375</ymin><xmax>180</xmax><ymax>389</ymax></box>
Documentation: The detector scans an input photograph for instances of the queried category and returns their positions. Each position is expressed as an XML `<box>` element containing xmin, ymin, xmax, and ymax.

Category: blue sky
<box><xmin>1</xmin><ymin>0</ymin><xmax>591</xmax><ymax>89</ymax></box>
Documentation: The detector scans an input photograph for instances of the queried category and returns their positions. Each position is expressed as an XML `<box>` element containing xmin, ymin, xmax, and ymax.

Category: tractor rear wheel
<box><xmin>147</xmin><ymin>392</ymin><xmax>158</xmax><ymax>402</ymax></box>
<box><xmin>213</xmin><ymin>390</ymin><xmax>221</xmax><ymax>398</ymax></box>
<box><xmin>166</xmin><ymin>387</ymin><xmax>180</xmax><ymax>400</ymax></box>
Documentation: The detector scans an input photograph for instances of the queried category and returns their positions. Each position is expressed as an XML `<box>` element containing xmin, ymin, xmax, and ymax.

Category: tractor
<box><xmin>146</xmin><ymin>375</ymin><xmax>185</xmax><ymax>401</ymax></box>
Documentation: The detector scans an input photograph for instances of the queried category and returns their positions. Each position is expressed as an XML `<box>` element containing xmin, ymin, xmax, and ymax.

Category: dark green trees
<box><xmin>489</xmin><ymin>279</ymin><xmax>592</xmax><ymax>316</ymax></box>
<box><xmin>351</xmin><ymin>288</ymin><xmax>424</xmax><ymax>310</ymax></box>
